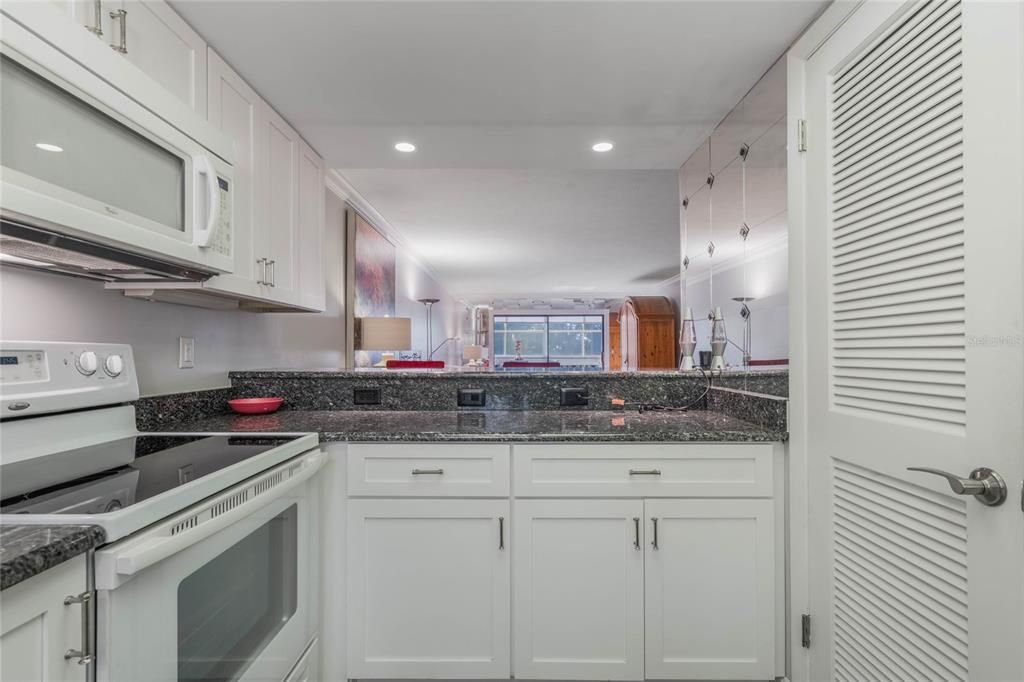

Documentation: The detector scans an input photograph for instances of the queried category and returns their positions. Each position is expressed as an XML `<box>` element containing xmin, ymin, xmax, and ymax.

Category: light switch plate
<box><xmin>179</xmin><ymin>336</ymin><xmax>195</xmax><ymax>369</ymax></box>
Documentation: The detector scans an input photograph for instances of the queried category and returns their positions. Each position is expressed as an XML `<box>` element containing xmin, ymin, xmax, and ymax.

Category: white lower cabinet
<box><xmin>344</xmin><ymin>443</ymin><xmax>781</xmax><ymax>682</ymax></box>
<box><xmin>0</xmin><ymin>555</ymin><xmax>89</xmax><ymax>682</ymax></box>
<box><xmin>347</xmin><ymin>498</ymin><xmax>511</xmax><ymax>679</ymax></box>
<box><xmin>513</xmin><ymin>500</ymin><xmax>645</xmax><ymax>681</ymax></box>
<box><xmin>644</xmin><ymin>499</ymin><xmax>776</xmax><ymax>680</ymax></box>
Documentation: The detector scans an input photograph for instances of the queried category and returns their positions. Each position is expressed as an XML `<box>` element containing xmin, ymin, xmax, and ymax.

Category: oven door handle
<box><xmin>101</xmin><ymin>449</ymin><xmax>324</xmax><ymax>580</ymax></box>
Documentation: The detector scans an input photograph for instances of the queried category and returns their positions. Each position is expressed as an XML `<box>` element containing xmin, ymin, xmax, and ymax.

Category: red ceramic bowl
<box><xmin>228</xmin><ymin>397</ymin><xmax>283</xmax><ymax>415</ymax></box>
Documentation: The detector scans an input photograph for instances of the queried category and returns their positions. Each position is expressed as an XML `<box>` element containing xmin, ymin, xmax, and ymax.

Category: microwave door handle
<box><xmin>192</xmin><ymin>155</ymin><xmax>220</xmax><ymax>248</ymax></box>
<box><xmin>103</xmin><ymin>450</ymin><xmax>325</xmax><ymax>578</ymax></box>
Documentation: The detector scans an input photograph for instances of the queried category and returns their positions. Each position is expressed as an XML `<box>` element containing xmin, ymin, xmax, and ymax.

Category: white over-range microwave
<box><xmin>0</xmin><ymin>5</ymin><xmax>234</xmax><ymax>280</ymax></box>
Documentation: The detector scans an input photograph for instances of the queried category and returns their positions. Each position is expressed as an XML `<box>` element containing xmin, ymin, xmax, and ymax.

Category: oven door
<box><xmin>0</xmin><ymin>11</ymin><xmax>233</xmax><ymax>274</ymax></box>
<box><xmin>94</xmin><ymin>449</ymin><xmax>323</xmax><ymax>682</ymax></box>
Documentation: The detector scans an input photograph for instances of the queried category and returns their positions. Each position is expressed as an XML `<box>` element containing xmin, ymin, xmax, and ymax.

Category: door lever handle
<box><xmin>907</xmin><ymin>466</ymin><xmax>1007</xmax><ymax>506</ymax></box>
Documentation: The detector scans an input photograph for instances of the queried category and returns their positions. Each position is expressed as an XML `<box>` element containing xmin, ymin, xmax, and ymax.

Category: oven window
<box><xmin>177</xmin><ymin>504</ymin><xmax>298</xmax><ymax>682</ymax></box>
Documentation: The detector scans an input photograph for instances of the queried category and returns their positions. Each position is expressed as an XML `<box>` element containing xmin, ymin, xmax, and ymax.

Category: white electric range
<box><xmin>0</xmin><ymin>341</ymin><xmax>324</xmax><ymax>682</ymax></box>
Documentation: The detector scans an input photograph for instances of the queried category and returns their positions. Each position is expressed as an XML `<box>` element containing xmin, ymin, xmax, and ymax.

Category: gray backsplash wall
<box><xmin>0</xmin><ymin>190</ymin><xmax>461</xmax><ymax>396</ymax></box>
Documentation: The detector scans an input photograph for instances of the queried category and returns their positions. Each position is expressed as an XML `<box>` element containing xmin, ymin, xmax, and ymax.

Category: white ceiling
<box><xmin>171</xmin><ymin>1</ymin><xmax>826</xmax><ymax>302</ymax></box>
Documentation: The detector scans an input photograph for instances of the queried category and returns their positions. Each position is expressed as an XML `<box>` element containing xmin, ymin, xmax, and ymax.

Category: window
<box><xmin>493</xmin><ymin>315</ymin><xmax>604</xmax><ymax>369</ymax></box>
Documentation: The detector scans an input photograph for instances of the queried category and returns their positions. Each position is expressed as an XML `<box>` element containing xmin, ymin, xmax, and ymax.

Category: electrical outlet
<box><xmin>178</xmin><ymin>336</ymin><xmax>195</xmax><ymax>369</ymax></box>
<box><xmin>457</xmin><ymin>388</ymin><xmax>486</xmax><ymax>407</ymax></box>
<box><xmin>353</xmin><ymin>387</ymin><xmax>382</xmax><ymax>406</ymax></box>
<box><xmin>560</xmin><ymin>387</ymin><xmax>589</xmax><ymax>407</ymax></box>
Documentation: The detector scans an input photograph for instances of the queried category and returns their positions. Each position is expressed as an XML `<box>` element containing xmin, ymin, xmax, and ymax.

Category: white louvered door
<box><xmin>794</xmin><ymin>1</ymin><xmax>1024</xmax><ymax>680</ymax></box>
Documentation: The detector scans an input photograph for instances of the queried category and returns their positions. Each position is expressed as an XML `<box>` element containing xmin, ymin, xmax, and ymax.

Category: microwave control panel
<box><xmin>207</xmin><ymin>175</ymin><xmax>233</xmax><ymax>258</ymax></box>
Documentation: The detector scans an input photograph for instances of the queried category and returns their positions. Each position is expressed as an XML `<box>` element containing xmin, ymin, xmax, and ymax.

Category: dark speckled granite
<box><xmin>161</xmin><ymin>409</ymin><xmax>785</xmax><ymax>443</ymax></box>
<box><xmin>228</xmin><ymin>370</ymin><xmax>709</xmax><ymax>412</ymax></box>
<box><xmin>1</xmin><ymin>525</ymin><xmax>105</xmax><ymax>590</ymax></box>
<box><xmin>712</xmin><ymin>369</ymin><xmax>789</xmax><ymax>398</ymax></box>
<box><xmin>708</xmin><ymin>387</ymin><xmax>788</xmax><ymax>433</ymax></box>
<box><xmin>135</xmin><ymin>387</ymin><xmax>234</xmax><ymax>431</ymax></box>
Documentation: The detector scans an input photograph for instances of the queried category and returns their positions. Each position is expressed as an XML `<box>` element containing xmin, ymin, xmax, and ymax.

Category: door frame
<box><xmin>785</xmin><ymin>3</ymin><xmax>872</xmax><ymax>681</ymax></box>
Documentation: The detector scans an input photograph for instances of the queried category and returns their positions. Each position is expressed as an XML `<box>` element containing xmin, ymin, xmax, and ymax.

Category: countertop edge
<box><xmin>1</xmin><ymin>525</ymin><xmax>106</xmax><ymax>591</ymax></box>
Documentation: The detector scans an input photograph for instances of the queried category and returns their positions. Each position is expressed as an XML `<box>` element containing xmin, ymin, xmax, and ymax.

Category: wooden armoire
<box><xmin>618</xmin><ymin>296</ymin><xmax>677</xmax><ymax>370</ymax></box>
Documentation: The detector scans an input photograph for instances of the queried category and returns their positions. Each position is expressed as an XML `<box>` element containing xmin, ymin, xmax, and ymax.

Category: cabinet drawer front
<box><xmin>347</xmin><ymin>443</ymin><xmax>510</xmax><ymax>497</ymax></box>
<box><xmin>513</xmin><ymin>443</ymin><xmax>774</xmax><ymax>497</ymax></box>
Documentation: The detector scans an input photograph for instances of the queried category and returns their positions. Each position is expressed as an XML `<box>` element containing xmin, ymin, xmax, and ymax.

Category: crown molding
<box><xmin>326</xmin><ymin>169</ymin><xmax>464</xmax><ymax>308</ymax></box>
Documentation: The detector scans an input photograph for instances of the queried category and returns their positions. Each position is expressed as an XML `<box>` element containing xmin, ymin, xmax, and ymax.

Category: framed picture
<box><xmin>345</xmin><ymin>208</ymin><xmax>396</xmax><ymax>367</ymax></box>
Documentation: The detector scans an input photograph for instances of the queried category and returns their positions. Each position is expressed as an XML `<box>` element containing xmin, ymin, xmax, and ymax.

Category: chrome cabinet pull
<box><xmin>651</xmin><ymin>517</ymin><xmax>659</xmax><ymax>550</ymax></box>
<box><xmin>499</xmin><ymin>516</ymin><xmax>505</xmax><ymax>550</ymax></box>
<box><xmin>907</xmin><ymin>466</ymin><xmax>1007</xmax><ymax>506</ymax></box>
<box><xmin>109</xmin><ymin>8</ymin><xmax>127</xmax><ymax>53</ymax></box>
<box><xmin>256</xmin><ymin>258</ymin><xmax>266</xmax><ymax>285</ymax></box>
<box><xmin>629</xmin><ymin>469</ymin><xmax>662</xmax><ymax>476</ymax></box>
<box><xmin>267</xmin><ymin>259</ymin><xmax>276</xmax><ymax>287</ymax></box>
<box><xmin>633</xmin><ymin>517</ymin><xmax>640</xmax><ymax>550</ymax></box>
<box><xmin>411</xmin><ymin>468</ymin><xmax>444</xmax><ymax>475</ymax></box>
<box><xmin>64</xmin><ymin>591</ymin><xmax>94</xmax><ymax>666</ymax></box>
<box><xmin>87</xmin><ymin>0</ymin><xmax>103</xmax><ymax>35</ymax></box>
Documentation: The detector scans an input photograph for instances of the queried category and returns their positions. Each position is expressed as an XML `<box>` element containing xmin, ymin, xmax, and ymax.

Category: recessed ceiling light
<box><xmin>35</xmin><ymin>143</ymin><xmax>63</xmax><ymax>152</ymax></box>
<box><xmin>394</xmin><ymin>142</ymin><xmax>416</xmax><ymax>153</ymax></box>
<box><xmin>592</xmin><ymin>141</ymin><xmax>614</xmax><ymax>152</ymax></box>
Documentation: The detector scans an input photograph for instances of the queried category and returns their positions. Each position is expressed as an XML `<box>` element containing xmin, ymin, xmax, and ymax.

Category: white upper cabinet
<box><xmin>297</xmin><ymin>138</ymin><xmax>326</xmax><ymax>312</ymax></box>
<box><xmin>205</xmin><ymin>49</ymin><xmax>326</xmax><ymax>311</ymax></box>
<box><xmin>114</xmin><ymin>1</ymin><xmax>207</xmax><ymax>115</ymax></box>
<box><xmin>49</xmin><ymin>0</ymin><xmax>207</xmax><ymax>115</ymax></box>
<box><xmin>257</xmin><ymin>101</ymin><xmax>300</xmax><ymax>301</ymax></box>
<box><xmin>205</xmin><ymin>48</ymin><xmax>261</xmax><ymax>298</ymax></box>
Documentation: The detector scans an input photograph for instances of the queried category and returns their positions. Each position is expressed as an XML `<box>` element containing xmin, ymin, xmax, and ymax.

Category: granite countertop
<box><xmin>158</xmin><ymin>409</ymin><xmax>786</xmax><ymax>443</ymax></box>
<box><xmin>1</xmin><ymin>525</ymin><xmax>105</xmax><ymax>591</ymax></box>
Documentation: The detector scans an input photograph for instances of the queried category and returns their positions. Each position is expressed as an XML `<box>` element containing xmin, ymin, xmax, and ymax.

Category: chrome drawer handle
<box><xmin>109</xmin><ymin>8</ymin><xmax>127</xmax><ymax>53</ymax></box>
<box><xmin>87</xmin><ymin>0</ymin><xmax>103</xmax><ymax>35</ymax></box>
<box><xmin>629</xmin><ymin>469</ymin><xmax>662</xmax><ymax>476</ymax></box>
<box><xmin>64</xmin><ymin>591</ymin><xmax>94</xmax><ymax>666</ymax></box>
<box><xmin>412</xmin><ymin>468</ymin><xmax>444</xmax><ymax>475</ymax></box>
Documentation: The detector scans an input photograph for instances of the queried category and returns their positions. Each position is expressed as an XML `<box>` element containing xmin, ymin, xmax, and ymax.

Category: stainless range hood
<box><xmin>0</xmin><ymin>217</ymin><xmax>215</xmax><ymax>283</ymax></box>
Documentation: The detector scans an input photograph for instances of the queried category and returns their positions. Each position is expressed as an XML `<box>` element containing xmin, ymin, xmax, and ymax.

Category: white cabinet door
<box><xmin>112</xmin><ymin>0</ymin><xmax>207</xmax><ymax>115</ymax></box>
<box><xmin>205</xmin><ymin>48</ymin><xmax>261</xmax><ymax>299</ymax></box>
<box><xmin>256</xmin><ymin>101</ymin><xmax>299</xmax><ymax>302</ymax></box>
<box><xmin>0</xmin><ymin>555</ymin><xmax>88</xmax><ymax>682</ymax></box>
<box><xmin>644</xmin><ymin>499</ymin><xmax>775</xmax><ymax>680</ymax></box>
<box><xmin>513</xmin><ymin>500</ymin><xmax>644</xmax><ymax>681</ymax></box>
<box><xmin>296</xmin><ymin>138</ymin><xmax>325</xmax><ymax>312</ymax></box>
<box><xmin>347</xmin><ymin>499</ymin><xmax>510</xmax><ymax>679</ymax></box>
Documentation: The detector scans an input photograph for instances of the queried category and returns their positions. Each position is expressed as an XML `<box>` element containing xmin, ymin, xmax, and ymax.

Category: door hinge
<box><xmin>797</xmin><ymin>119</ymin><xmax>808</xmax><ymax>152</ymax></box>
<box><xmin>801</xmin><ymin>614</ymin><xmax>811</xmax><ymax>648</ymax></box>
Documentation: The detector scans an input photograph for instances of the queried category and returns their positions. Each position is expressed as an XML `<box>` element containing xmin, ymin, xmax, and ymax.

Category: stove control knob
<box><xmin>104</xmin><ymin>354</ymin><xmax>124</xmax><ymax>377</ymax></box>
<box><xmin>75</xmin><ymin>351</ymin><xmax>98</xmax><ymax>376</ymax></box>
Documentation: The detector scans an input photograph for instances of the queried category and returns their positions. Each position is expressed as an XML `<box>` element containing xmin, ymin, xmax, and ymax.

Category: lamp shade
<box><xmin>463</xmin><ymin>344</ymin><xmax>483</xmax><ymax>361</ymax></box>
<box><xmin>356</xmin><ymin>317</ymin><xmax>412</xmax><ymax>351</ymax></box>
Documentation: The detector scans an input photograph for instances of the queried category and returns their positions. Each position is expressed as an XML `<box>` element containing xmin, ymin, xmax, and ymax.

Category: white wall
<box><xmin>0</xmin><ymin>190</ymin><xmax>461</xmax><ymax>395</ymax></box>
<box><xmin>396</xmin><ymin>248</ymin><xmax>465</xmax><ymax>365</ymax></box>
